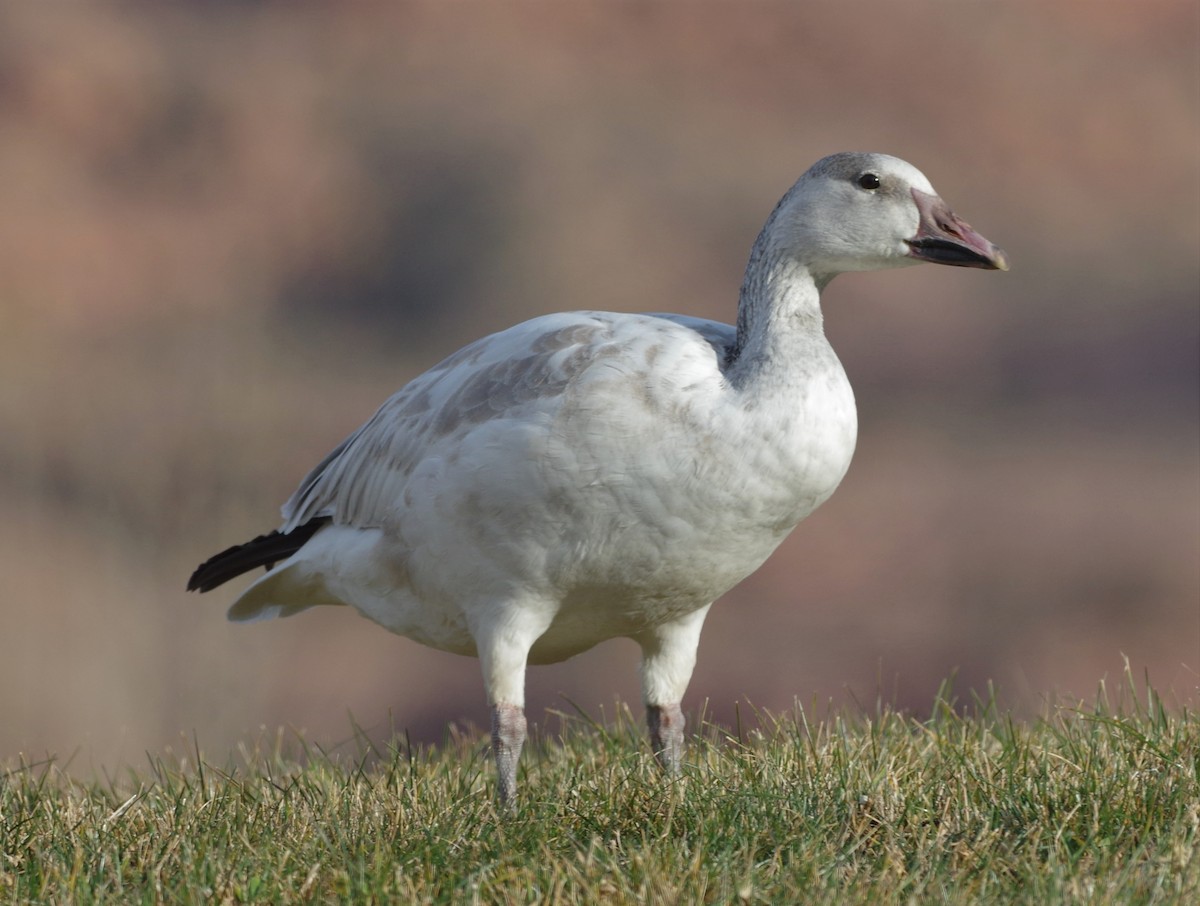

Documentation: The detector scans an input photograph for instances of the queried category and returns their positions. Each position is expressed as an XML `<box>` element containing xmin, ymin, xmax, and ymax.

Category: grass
<box><xmin>2</xmin><ymin>673</ymin><xmax>1197</xmax><ymax>904</ymax></box>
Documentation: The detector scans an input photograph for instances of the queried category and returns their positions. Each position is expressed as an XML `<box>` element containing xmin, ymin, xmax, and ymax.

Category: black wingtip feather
<box><xmin>187</xmin><ymin>517</ymin><xmax>331</xmax><ymax>593</ymax></box>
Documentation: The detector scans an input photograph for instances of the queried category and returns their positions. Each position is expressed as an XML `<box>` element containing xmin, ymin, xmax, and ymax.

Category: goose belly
<box><xmin>367</xmin><ymin>362</ymin><xmax>856</xmax><ymax>662</ymax></box>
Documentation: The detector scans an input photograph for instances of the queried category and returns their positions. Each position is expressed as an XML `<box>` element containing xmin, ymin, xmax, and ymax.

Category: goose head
<box><xmin>767</xmin><ymin>152</ymin><xmax>1008</xmax><ymax>284</ymax></box>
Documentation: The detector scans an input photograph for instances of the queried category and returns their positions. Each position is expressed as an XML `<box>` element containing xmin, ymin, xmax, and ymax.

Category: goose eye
<box><xmin>857</xmin><ymin>173</ymin><xmax>881</xmax><ymax>191</ymax></box>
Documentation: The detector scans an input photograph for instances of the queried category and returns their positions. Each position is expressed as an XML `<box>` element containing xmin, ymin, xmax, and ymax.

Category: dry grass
<box><xmin>3</xmin><ymin>671</ymin><xmax>1196</xmax><ymax>904</ymax></box>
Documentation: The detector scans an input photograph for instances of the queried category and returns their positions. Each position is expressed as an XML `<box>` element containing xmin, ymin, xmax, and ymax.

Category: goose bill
<box><xmin>906</xmin><ymin>188</ymin><xmax>1008</xmax><ymax>271</ymax></box>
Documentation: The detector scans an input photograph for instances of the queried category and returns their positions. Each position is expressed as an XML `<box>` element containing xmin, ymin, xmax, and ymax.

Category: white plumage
<box><xmin>190</xmin><ymin>152</ymin><xmax>1006</xmax><ymax>804</ymax></box>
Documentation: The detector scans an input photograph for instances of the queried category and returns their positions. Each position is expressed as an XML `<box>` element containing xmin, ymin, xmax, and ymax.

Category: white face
<box><xmin>773</xmin><ymin>152</ymin><xmax>939</xmax><ymax>278</ymax></box>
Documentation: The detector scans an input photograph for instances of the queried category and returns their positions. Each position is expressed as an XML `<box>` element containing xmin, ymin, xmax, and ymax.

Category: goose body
<box><xmin>190</xmin><ymin>152</ymin><xmax>1006</xmax><ymax>804</ymax></box>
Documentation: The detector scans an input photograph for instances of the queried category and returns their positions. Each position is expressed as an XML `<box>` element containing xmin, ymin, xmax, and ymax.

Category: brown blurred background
<box><xmin>1</xmin><ymin>2</ymin><xmax>1196</xmax><ymax>771</ymax></box>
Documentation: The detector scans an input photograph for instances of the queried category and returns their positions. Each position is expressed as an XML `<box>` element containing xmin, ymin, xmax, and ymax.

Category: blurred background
<box><xmin>1</xmin><ymin>2</ymin><xmax>1196</xmax><ymax>772</ymax></box>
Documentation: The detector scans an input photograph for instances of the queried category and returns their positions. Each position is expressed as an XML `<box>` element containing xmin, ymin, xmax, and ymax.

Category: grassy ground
<box><xmin>2</xmin><ymin>676</ymin><xmax>1196</xmax><ymax>904</ymax></box>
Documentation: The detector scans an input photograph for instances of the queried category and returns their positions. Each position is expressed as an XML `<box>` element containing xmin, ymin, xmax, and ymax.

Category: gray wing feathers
<box><xmin>277</xmin><ymin>312</ymin><xmax>734</xmax><ymax>533</ymax></box>
<box><xmin>280</xmin><ymin>387</ymin><xmax>429</xmax><ymax>532</ymax></box>
<box><xmin>278</xmin><ymin>316</ymin><xmax>595</xmax><ymax>532</ymax></box>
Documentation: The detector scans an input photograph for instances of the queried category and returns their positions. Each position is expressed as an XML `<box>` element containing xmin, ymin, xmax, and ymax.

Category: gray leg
<box><xmin>635</xmin><ymin>604</ymin><xmax>712</xmax><ymax>775</ymax></box>
<box><xmin>491</xmin><ymin>702</ymin><xmax>527</xmax><ymax>808</ymax></box>
<box><xmin>471</xmin><ymin>606</ymin><xmax>552</xmax><ymax>808</ymax></box>
<box><xmin>646</xmin><ymin>702</ymin><xmax>686</xmax><ymax>773</ymax></box>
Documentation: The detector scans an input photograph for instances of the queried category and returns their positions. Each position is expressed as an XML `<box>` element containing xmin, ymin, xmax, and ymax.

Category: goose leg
<box><xmin>635</xmin><ymin>604</ymin><xmax>712</xmax><ymax>774</ymax></box>
<box><xmin>491</xmin><ymin>702</ymin><xmax>526</xmax><ymax>807</ymax></box>
<box><xmin>472</xmin><ymin>607</ymin><xmax>552</xmax><ymax>808</ymax></box>
<box><xmin>646</xmin><ymin>702</ymin><xmax>686</xmax><ymax>773</ymax></box>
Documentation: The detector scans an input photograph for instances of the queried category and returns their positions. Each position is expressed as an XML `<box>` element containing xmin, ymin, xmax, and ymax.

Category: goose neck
<box><xmin>727</xmin><ymin>245</ymin><xmax>830</xmax><ymax>388</ymax></box>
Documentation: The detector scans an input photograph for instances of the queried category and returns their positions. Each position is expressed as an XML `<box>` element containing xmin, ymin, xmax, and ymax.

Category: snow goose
<box><xmin>189</xmin><ymin>152</ymin><xmax>1007</xmax><ymax>805</ymax></box>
